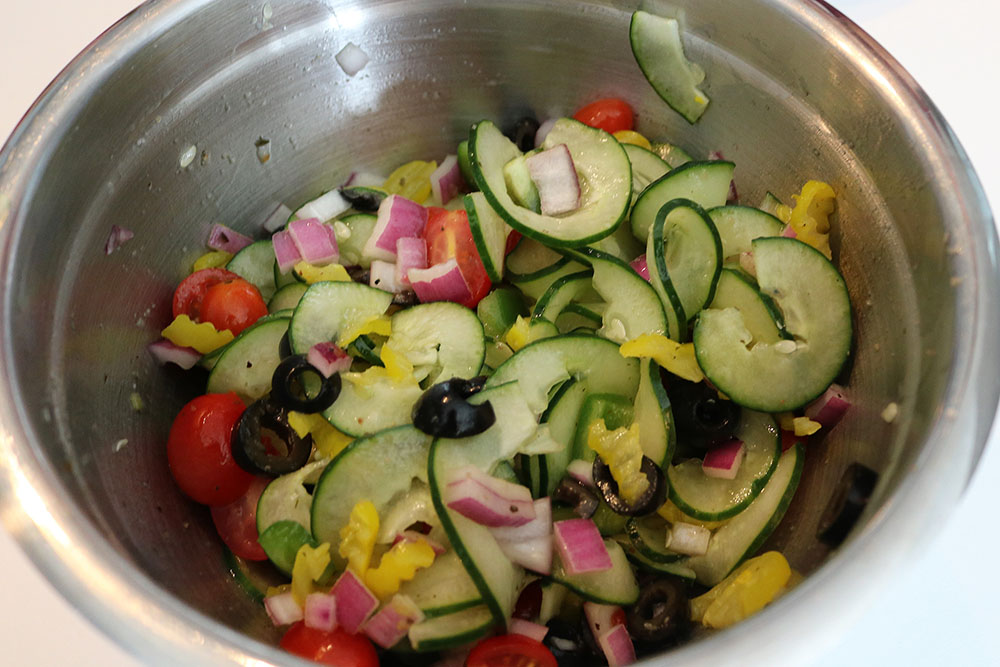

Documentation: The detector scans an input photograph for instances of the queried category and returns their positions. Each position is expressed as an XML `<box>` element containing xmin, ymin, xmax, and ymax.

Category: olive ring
<box><xmin>271</xmin><ymin>354</ymin><xmax>341</xmax><ymax>414</ymax></box>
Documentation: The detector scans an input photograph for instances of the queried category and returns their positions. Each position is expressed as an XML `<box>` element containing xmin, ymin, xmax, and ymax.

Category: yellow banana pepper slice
<box><xmin>587</xmin><ymin>420</ymin><xmax>649</xmax><ymax>506</ymax></box>
<box><xmin>338</xmin><ymin>500</ymin><xmax>380</xmax><ymax>576</ymax></box>
<box><xmin>619</xmin><ymin>333</ymin><xmax>704</xmax><ymax>383</ymax></box>
<box><xmin>161</xmin><ymin>314</ymin><xmax>233</xmax><ymax>354</ymax></box>
<box><xmin>364</xmin><ymin>539</ymin><xmax>436</xmax><ymax>599</ymax></box>
<box><xmin>291</xmin><ymin>542</ymin><xmax>332</xmax><ymax>605</ymax></box>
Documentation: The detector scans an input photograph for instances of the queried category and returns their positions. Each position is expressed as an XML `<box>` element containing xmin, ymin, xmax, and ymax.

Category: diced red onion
<box><xmin>370</xmin><ymin>259</ymin><xmax>403</xmax><ymax>293</ymax></box>
<box><xmin>262</xmin><ymin>202</ymin><xmax>293</xmax><ymax>233</ymax></box>
<box><xmin>739</xmin><ymin>250</ymin><xmax>757</xmax><ymax>276</ymax></box>
<box><xmin>393</xmin><ymin>531</ymin><xmax>446</xmax><ymax>555</ymax></box>
<box><xmin>104</xmin><ymin>225</ymin><xmax>134</xmax><ymax>255</ymax></box>
<box><xmin>510</xmin><ymin>618</ymin><xmax>549</xmax><ymax>643</ymax></box>
<box><xmin>147</xmin><ymin>339</ymin><xmax>201</xmax><ymax>370</ymax></box>
<box><xmin>525</xmin><ymin>144</ymin><xmax>581</xmax><ymax>215</ymax></box>
<box><xmin>395</xmin><ymin>237</ymin><xmax>428</xmax><ymax>288</ymax></box>
<box><xmin>430</xmin><ymin>154</ymin><xmax>464</xmax><ymax>206</ymax></box>
<box><xmin>342</xmin><ymin>171</ymin><xmax>386</xmax><ymax>188</ymax></box>
<box><xmin>364</xmin><ymin>594</ymin><xmax>425</xmax><ymax>649</ymax></box>
<box><xmin>628</xmin><ymin>255</ymin><xmax>650</xmax><ymax>282</ymax></box>
<box><xmin>363</xmin><ymin>194</ymin><xmax>429</xmax><ymax>262</ymax></box>
<box><xmin>336</xmin><ymin>42</ymin><xmax>370</xmax><ymax>77</ymax></box>
<box><xmin>804</xmin><ymin>383</ymin><xmax>851</xmax><ymax>429</ymax></box>
<box><xmin>265</xmin><ymin>591</ymin><xmax>303</xmax><ymax>627</ymax></box>
<box><xmin>534</xmin><ymin>118</ymin><xmax>557</xmax><ymax>147</ymax></box>
<box><xmin>446</xmin><ymin>465</ymin><xmax>536</xmax><ymax>527</ymax></box>
<box><xmin>331</xmin><ymin>569</ymin><xmax>379</xmax><ymax>634</ymax></box>
<box><xmin>782</xmin><ymin>225</ymin><xmax>798</xmax><ymax>238</ymax></box>
<box><xmin>583</xmin><ymin>602</ymin><xmax>624</xmax><ymax>643</ymax></box>
<box><xmin>304</xmin><ymin>592</ymin><xmax>337</xmax><ymax>632</ymax></box>
<box><xmin>598</xmin><ymin>623</ymin><xmax>637</xmax><ymax>667</ymax></box>
<box><xmin>409</xmin><ymin>259</ymin><xmax>472</xmax><ymax>305</ymax></box>
<box><xmin>491</xmin><ymin>497</ymin><xmax>553</xmax><ymax>574</ymax></box>
<box><xmin>666</xmin><ymin>522</ymin><xmax>711</xmax><ymax>556</ymax></box>
<box><xmin>272</xmin><ymin>230</ymin><xmax>302</xmax><ymax>274</ymax></box>
<box><xmin>294</xmin><ymin>189</ymin><xmax>351</xmax><ymax>223</ymax></box>
<box><xmin>702</xmin><ymin>438</ymin><xmax>745</xmax><ymax>480</ymax></box>
<box><xmin>565</xmin><ymin>459</ymin><xmax>596</xmax><ymax>488</ymax></box>
<box><xmin>288</xmin><ymin>218</ymin><xmax>339</xmax><ymax>265</ymax></box>
<box><xmin>207</xmin><ymin>223</ymin><xmax>253</xmax><ymax>255</ymax></box>
<box><xmin>308</xmin><ymin>342</ymin><xmax>352</xmax><ymax>377</ymax></box>
<box><xmin>553</xmin><ymin>519</ymin><xmax>612</xmax><ymax>575</ymax></box>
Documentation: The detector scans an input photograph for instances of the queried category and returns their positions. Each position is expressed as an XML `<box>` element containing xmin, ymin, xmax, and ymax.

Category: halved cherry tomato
<box><xmin>172</xmin><ymin>268</ymin><xmax>242</xmax><ymax>320</ymax></box>
<box><xmin>505</xmin><ymin>229</ymin><xmax>523</xmax><ymax>256</ymax></box>
<box><xmin>573</xmin><ymin>98</ymin><xmax>634</xmax><ymax>134</ymax></box>
<box><xmin>467</xmin><ymin>634</ymin><xmax>558</xmax><ymax>667</ymax></box>
<box><xmin>210</xmin><ymin>475</ymin><xmax>270</xmax><ymax>561</ymax></box>
<box><xmin>167</xmin><ymin>392</ymin><xmax>253</xmax><ymax>506</ymax></box>
<box><xmin>424</xmin><ymin>207</ymin><xmax>491</xmax><ymax>308</ymax></box>
<box><xmin>279</xmin><ymin>623</ymin><xmax>379</xmax><ymax>667</ymax></box>
<box><xmin>199</xmin><ymin>278</ymin><xmax>268</xmax><ymax>336</ymax></box>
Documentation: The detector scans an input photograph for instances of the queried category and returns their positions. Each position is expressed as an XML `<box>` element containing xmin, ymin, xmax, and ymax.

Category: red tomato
<box><xmin>199</xmin><ymin>278</ymin><xmax>268</xmax><ymax>336</ymax></box>
<box><xmin>210</xmin><ymin>475</ymin><xmax>270</xmax><ymax>561</ymax></box>
<box><xmin>167</xmin><ymin>393</ymin><xmax>253</xmax><ymax>506</ymax></box>
<box><xmin>279</xmin><ymin>623</ymin><xmax>379</xmax><ymax>667</ymax></box>
<box><xmin>172</xmin><ymin>268</ymin><xmax>242</xmax><ymax>320</ymax></box>
<box><xmin>505</xmin><ymin>230</ymin><xmax>523</xmax><ymax>256</ymax></box>
<box><xmin>467</xmin><ymin>635</ymin><xmax>558</xmax><ymax>667</ymax></box>
<box><xmin>424</xmin><ymin>207</ymin><xmax>491</xmax><ymax>308</ymax></box>
<box><xmin>573</xmin><ymin>98</ymin><xmax>634</xmax><ymax>134</ymax></box>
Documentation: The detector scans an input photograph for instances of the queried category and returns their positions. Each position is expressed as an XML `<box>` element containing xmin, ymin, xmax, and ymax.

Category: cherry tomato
<box><xmin>573</xmin><ymin>98</ymin><xmax>634</xmax><ymax>134</ymax></box>
<box><xmin>467</xmin><ymin>634</ymin><xmax>558</xmax><ymax>667</ymax></box>
<box><xmin>167</xmin><ymin>393</ymin><xmax>253</xmax><ymax>506</ymax></box>
<box><xmin>279</xmin><ymin>623</ymin><xmax>379</xmax><ymax>667</ymax></box>
<box><xmin>199</xmin><ymin>278</ymin><xmax>268</xmax><ymax>336</ymax></box>
<box><xmin>172</xmin><ymin>268</ymin><xmax>242</xmax><ymax>320</ymax></box>
<box><xmin>505</xmin><ymin>230</ymin><xmax>523</xmax><ymax>256</ymax></box>
<box><xmin>424</xmin><ymin>207</ymin><xmax>491</xmax><ymax>308</ymax></box>
<box><xmin>210</xmin><ymin>475</ymin><xmax>270</xmax><ymax>561</ymax></box>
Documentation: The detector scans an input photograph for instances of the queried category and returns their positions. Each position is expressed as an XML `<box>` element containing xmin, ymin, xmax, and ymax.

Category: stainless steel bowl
<box><xmin>0</xmin><ymin>0</ymin><xmax>996</xmax><ymax>664</ymax></box>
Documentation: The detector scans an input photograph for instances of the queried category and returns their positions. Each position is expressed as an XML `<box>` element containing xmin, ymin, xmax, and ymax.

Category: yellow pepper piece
<box><xmin>161</xmin><ymin>314</ymin><xmax>234</xmax><ymax>354</ymax></box>
<box><xmin>337</xmin><ymin>315</ymin><xmax>392</xmax><ymax>348</ymax></box>
<box><xmin>776</xmin><ymin>411</ymin><xmax>796</xmax><ymax>431</ymax></box>
<box><xmin>383</xmin><ymin>160</ymin><xmax>438</xmax><ymax>204</ymax></box>
<box><xmin>294</xmin><ymin>261</ymin><xmax>352</xmax><ymax>285</ymax></box>
<box><xmin>192</xmin><ymin>250</ymin><xmax>233</xmax><ymax>272</ymax></box>
<box><xmin>787</xmin><ymin>180</ymin><xmax>835</xmax><ymax>259</ymax></box>
<box><xmin>291</xmin><ymin>542</ymin><xmax>332</xmax><ymax>605</ymax></box>
<box><xmin>288</xmin><ymin>411</ymin><xmax>354</xmax><ymax>459</ymax></box>
<box><xmin>613</xmin><ymin>130</ymin><xmax>652</xmax><ymax>150</ymax></box>
<box><xmin>773</xmin><ymin>203</ymin><xmax>792</xmax><ymax>224</ymax></box>
<box><xmin>380</xmin><ymin>342</ymin><xmax>414</xmax><ymax>383</ymax></box>
<box><xmin>792</xmin><ymin>416</ymin><xmax>821</xmax><ymax>437</ymax></box>
<box><xmin>619</xmin><ymin>333</ymin><xmax>705</xmax><ymax>383</ymax></box>
<box><xmin>587</xmin><ymin>420</ymin><xmax>649</xmax><ymax>506</ymax></box>
<box><xmin>691</xmin><ymin>551</ymin><xmax>791</xmax><ymax>628</ymax></box>
<box><xmin>364</xmin><ymin>539</ymin><xmax>436</xmax><ymax>599</ymax></box>
<box><xmin>504</xmin><ymin>315</ymin><xmax>532</xmax><ymax>352</ymax></box>
<box><xmin>657</xmin><ymin>499</ymin><xmax>727</xmax><ymax>530</ymax></box>
<box><xmin>339</xmin><ymin>500</ymin><xmax>380</xmax><ymax>576</ymax></box>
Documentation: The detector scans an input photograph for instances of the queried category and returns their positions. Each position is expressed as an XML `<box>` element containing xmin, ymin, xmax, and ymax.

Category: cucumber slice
<box><xmin>408</xmin><ymin>605</ymin><xmax>494</xmax><ymax>653</ymax></box>
<box><xmin>532</xmin><ymin>270</ymin><xmax>594</xmax><ymax>322</ymax></box>
<box><xmin>510</xmin><ymin>256</ymin><xmax>593</xmax><ymax>302</ymax></box>
<box><xmin>268</xmin><ymin>282</ymin><xmax>308</xmax><ymax>313</ymax></box>
<box><xmin>310</xmin><ymin>425</ymin><xmax>431</xmax><ymax>567</ymax></box>
<box><xmin>465</xmin><ymin>191</ymin><xmax>511</xmax><ymax>283</ymax></box>
<box><xmin>502</xmin><ymin>154</ymin><xmax>541</xmax><ymax>213</ymax></box>
<box><xmin>506</xmin><ymin>236</ymin><xmax>564</xmax><ymax>277</ymax></box>
<box><xmin>668</xmin><ymin>410</ymin><xmax>780</xmax><ymax>521</ymax></box>
<box><xmin>257</xmin><ymin>459</ymin><xmax>329</xmax><ymax>537</ymax></box>
<box><xmin>529</xmin><ymin>380</ymin><xmax>589</xmax><ymax>497</ymax></box>
<box><xmin>348</xmin><ymin>334</ymin><xmax>383</xmax><ymax>367</ymax></box>
<box><xmin>630</xmin><ymin>10</ymin><xmax>710</xmax><ymax>123</ymax></box>
<box><xmin>226</xmin><ymin>239</ymin><xmax>278</xmax><ymax>300</ymax></box>
<box><xmin>586</xmin><ymin>216</ymin><xmax>644</xmax><ymax>264</ymax></box>
<box><xmin>469</xmin><ymin>119</ymin><xmax>631</xmax><ymax>247</ymax></box>
<box><xmin>334</xmin><ymin>213</ymin><xmax>377</xmax><ymax>269</ymax></box>
<box><xmin>708</xmin><ymin>269</ymin><xmax>787</xmax><ymax>344</ymax></box>
<box><xmin>694</xmin><ymin>237</ymin><xmax>852</xmax><ymax>411</ymax></box>
<box><xmin>323</xmin><ymin>371</ymin><xmax>424</xmax><ymax>437</ymax></box>
<box><xmin>572</xmin><ymin>392</ymin><xmax>634</xmax><ymax>461</ymax></box>
<box><xmin>288</xmin><ymin>281</ymin><xmax>393</xmax><ymax>354</ymax></box>
<box><xmin>258</xmin><ymin>521</ymin><xmax>317</xmax><ymax>576</ymax></box>
<box><xmin>623</xmin><ymin>143</ymin><xmax>671</xmax><ymax>203</ymax></box>
<box><xmin>555</xmin><ymin>303</ymin><xmax>603</xmax><ymax>334</ymax></box>
<box><xmin>617</xmin><ymin>538</ymin><xmax>698</xmax><ymax>580</ymax></box>
<box><xmin>632</xmin><ymin>357</ymin><xmax>675</xmax><ymax>466</ymax></box>
<box><xmin>631</xmin><ymin>160</ymin><xmax>734</xmax><ymax>242</ymax></box>
<box><xmin>397</xmin><ymin>550</ymin><xmax>483</xmax><ymax>618</ymax></box>
<box><xmin>626</xmin><ymin>515</ymin><xmax>687</xmax><ymax>563</ymax></box>
<box><xmin>549</xmin><ymin>538</ymin><xmax>640</xmax><ymax>605</ymax></box>
<box><xmin>205</xmin><ymin>317</ymin><xmax>289</xmax><ymax>401</ymax></box>
<box><xmin>651</xmin><ymin>141</ymin><xmax>695</xmax><ymax>169</ymax></box>
<box><xmin>477</xmin><ymin>287</ymin><xmax>529</xmax><ymax>340</ymax></box>
<box><xmin>685</xmin><ymin>444</ymin><xmax>804</xmax><ymax>586</ymax></box>
<box><xmin>708</xmin><ymin>205</ymin><xmax>785</xmax><ymax>259</ymax></box>
<box><xmin>759</xmin><ymin>191</ymin><xmax>784</xmax><ymax>216</ymax></box>
<box><xmin>389</xmin><ymin>302</ymin><xmax>486</xmax><ymax>386</ymax></box>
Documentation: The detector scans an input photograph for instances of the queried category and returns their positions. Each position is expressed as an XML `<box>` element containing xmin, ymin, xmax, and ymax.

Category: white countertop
<box><xmin>2</xmin><ymin>0</ymin><xmax>998</xmax><ymax>665</ymax></box>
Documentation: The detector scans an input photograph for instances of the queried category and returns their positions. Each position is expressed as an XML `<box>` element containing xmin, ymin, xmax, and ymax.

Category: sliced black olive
<box><xmin>665</xmin><ymin>375</ymin><xmax>741</xmax><ymax>452</ymax></box>
<box><xmin>278</xmin><ymin>331</ymin><xmax>292</xmax><ymax>360</ymax></box>
<box><xmin>817</xmin><ymin>462</ymin><xmax>879</xmax><ymax>547</ymax></box>
<box><xmin>270</xmin><ymin>354</ymin><xmax>341</xmax><ymax>413</ymax></box>
<box><xmin>592</xmin><ymin>455</ymin><xmax>666</xmax><ymax>516</ymax></box>
<box><xmin>544</xmin><ymin>618</ymin><xmax>601</xmax><ymax>666</ymax></box>
<box><xmin>391</xmin><ymin>290</ymin><xmax>420</xmax><ymax>307</ymax></box>
<box><xmin>506</xmin><ymin>116</ymin><xmax>541</xmax><ymax>153</ymax></box>
<box><xmin>411</xmin><ymin>376</ymin><xmax>494</xmax><ymax>438</ymax></box>
<box><xmin>232</xmin><ymin>398</ymin><xmax>312</xmax><ymax>476</ymax></box>
<box><xmin>626</xmin><ymin>577</ymin><xmax>691</xmax><ymax>644</ymax></box>
<box><xmin>552</xmin><ymin>477</ymin><xmax>600</xmax><ymax>518</ymax></box>
<box><xmin>345</xmin><ymin>265</ymin><xmax>369</xmax><ymax>283</ymax></box>
<box><xmin>339</xmin><ymin>185</ymin><xmax>386</xmax><ymax>212</ymax></box>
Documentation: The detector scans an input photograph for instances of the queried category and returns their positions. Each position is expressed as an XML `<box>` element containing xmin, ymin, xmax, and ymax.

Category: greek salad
<box><xmin>150</xmin><ymin>10</ymin><xmax>860</xmax><ymax>667</ymax></box>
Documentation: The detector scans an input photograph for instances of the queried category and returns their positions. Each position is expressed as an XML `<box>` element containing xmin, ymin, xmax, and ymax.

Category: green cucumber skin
<box><xmin>629</xmin><ymin>10</ymin><xmax>709</xmax><ymax>124</ymax></box>
<box><xmin>532</xmin><ymin>270</ymin><xmax>594</xmax><ymax>322</ymax></box>
<box><xmin>407</xmin><ymin>605</ymin><xmax>495</xmax><ymax>653</ymax></box>
<box><xmin>226</xmin><ymin>239</ymin><xmax>278</xmax><ymax>300</ymax></box>
<box><xmin>205</xmin><ymin>317</ymin><xmax>289</xmax><ymax>401</ymax></box>
<box><xmin>465</xmin><ymin>191</ymin><xmax>510</xmax><ymax>283</ymax></box>
<box><xmin>625</xmin><ymin>517</ymin><xmax>687</xmax><ymax>564</ymax></box>
<box><xmin>288</xmin><ymin>281</ymin><xmax>392</xmax><ymax>355</ymax></box>
<box><xmin>631</xmin><ymin>160</ymin><xmax>735</xmax><ymax>242</ymax></box>
<box><xmin>708</xmin><ymin>204</ymin><xmax>785</xmax><ymax>259</ymax></box>
<box><xmin>549</xmin><ymin>539</ymin><xmax>640</xmax><ymax>605</ymax></box>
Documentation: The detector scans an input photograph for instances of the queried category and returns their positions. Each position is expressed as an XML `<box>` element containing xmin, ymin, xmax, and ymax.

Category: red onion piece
<box><xmin>331</xmin><ymin>569</ymin><xmax>379</xmax><ymax>634</ymax></box>
<box><xmin>262</xmin><ymin>202</ymin><xmax>293</xmax><ymax>233</ymax></box>
<box><xmin>782</xmin><ymin>225</ymin><xmax>798</xmax><ymax>238</ymax></box>
<box><xmin>307</xmin><ymin>342</ymin><xmax>352</xmax><ymax>377</ymax></box>
<box><xmin>525</xmin><ymin>144</ymin><xmax>581</xmax><ymax>215</ymax></box>
<box><xmin>598</xmin><ymin>623</ymin><xmax>637</xmax><ymax>667</ymax></box>
<box><xmin>207</xmin><ymin>223</ymin><xmax>253</xmax><ymax>255</ymax></box>
<box><xmin>702</xmin><ymin>438</ymin><xmax>745</xmax><ymax>480</ymax></box>
<box><xmin>566</xmin><ymin>459</ymin><xmax>596</xmax><ymax>488</ymax></box>
<box><xmin>288</xmin><ymin>218</ymin><xmax>339</xmax><ymax>265</ymax></box>
<box><xmin>553</xmin><ymin>519</ymin><xmax>611</xmax><ymax>575</ymax></box>
<box><xmin>446</xmin><ymin>466</ymin><xmax>536</xmax><ymax>527</ymax></box>
<box><xmin>294</xmin><ymin>189</ymin><xmax>351</xmax><ymax>223</ymax></box>
<box><xmin>363</xmin><ymin>194</ymin><xmax>428</xmax><ymax>262</ymax></box>
<box><xmin>393</xmin><ymin>531</ymin><xmax>446</xmax><ymax>555</ymax></box>
<box><xmin>369</xmin><ymin>259</ymin><xmax>402</xmax><ymax>293</ymax></box>
<box><xmin>781</xmin><ymin>429</ymin><xmax>804</xmax><ymax>452</ymax></box>
<box><xmin>272</xmin><ymin>230</ymin><xmax>302</xmax><ymax>274</ymax></box>
<box><xmin>364</xmin><ymin>595</ymin><xmax>425</xmax><ymax>649</ymax></box>
<box><xmin>104</xmin><ymin>224</ymin><xmax>134</xmax><ymax>255</ymax></box>
<box><xmin>409</xmin><ymin>259</ymin><xmax>473</xmax><ymax>305</ymax></box>
<box><xmin>491</xmin><ymin>497</ymin><xmax>553</xmax><ymax>574</ymax></box>
<box><xmin>534</xmin><ymin>118</ymin><xmax>557</xmax><ymax>147</ymax></box>
<box><xmin>342</xmin><ymin>171</ymin><xmax>386</xmax><ymax>188</ymax></box>
<box><xmin>304</xmin><ymin>592</ymin><xmax>337</xmax><ymax>632</ymax></box>
<box><xmin>804</xmin><ymin>383</ymin><xmax>851</xmax><ymax>428</ymax></box>
<box><xmin>147</xmin><ymin>339</ymin><xmax>201</xmax><ymax>369</ymax></box>
<box><xmin>395</xmin><ymin>237</ymin><xmax>428</xmax><ymax>288</ymax></box>
<box><xmin>265</xmin><ymin>591</ymin><xmax>303</xmax><ymax>627</ymax></box>
<box><xmin>583</xmin><ymin>602</ymin><xmax>623</xmax><ymax>644</ymax></box>
<box><xmin>628</xmin><ymin>255</ymin><xmax>650</xmax><ymax>282</ymax></box>
<box><xmin>430</xmin><ymin>154</ymin><xmax>465</xmax><ymax>206</ymax></box>
<box><xmin>510</xmin><ymin>618</ymin><xmax>549</xmax><ymax>643</ymax></box>
<box><xmin>667</xmin><ymin>522</ymin><xmax>711</xmax><ymax>556</ymax></box>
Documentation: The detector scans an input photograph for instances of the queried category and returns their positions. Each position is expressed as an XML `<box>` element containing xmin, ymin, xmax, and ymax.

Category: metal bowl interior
<box><xmin>0</xmin><ymin>0</ymin><xmax>997</xmax><ymax>665</ymax></box>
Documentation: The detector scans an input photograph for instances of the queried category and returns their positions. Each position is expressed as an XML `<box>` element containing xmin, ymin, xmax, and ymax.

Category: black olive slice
<box><xmin>232</xmin><ymin>398</ymin><xmax>312</xmax><ymax>476</ymax></box>
<box><xmin>270</xmin><ymin>354</ymin><xmax>341</xmax><ymax>413</ymax></box>
<box><xmin>411</xmin><ymin>376</ymin><xmax>495</xmax><ymax>438</ymax></box>
<box><xmin>506</xmin><ymin>116</ymin><xmax>541</xmax><ymax>153</ymax></box>
<box><xmin>339</xmin><ymin>185</ymin><xmax>386</xmax><ymax>212</ymax></box>
<box><xmin>592</xmin><ymin>455</ymin><xmax>666</xmax><ymax>516</ymax></box>
<box><xmin>544</xmin><ymin>617</ymin><xmax>601</xmax><ymax>666</ymax></box>
<box><xmin>626</xmin><ymin>577</ymin><xmax>691</xmax><ymax>643</ymax></box>
<box><xmin>817</xmin><ymin>462</ymin><xmax>879</xmax><ymax>547</ymax></box>
<box><xmin>665</xmin><ymin>375</ymin><xmax>741</xmax><ymax>452</ymax></box>
<box><xmin>552</xmin><ymin>477</ymin><xmax>600</xmax><ymax>519</ymax></box>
